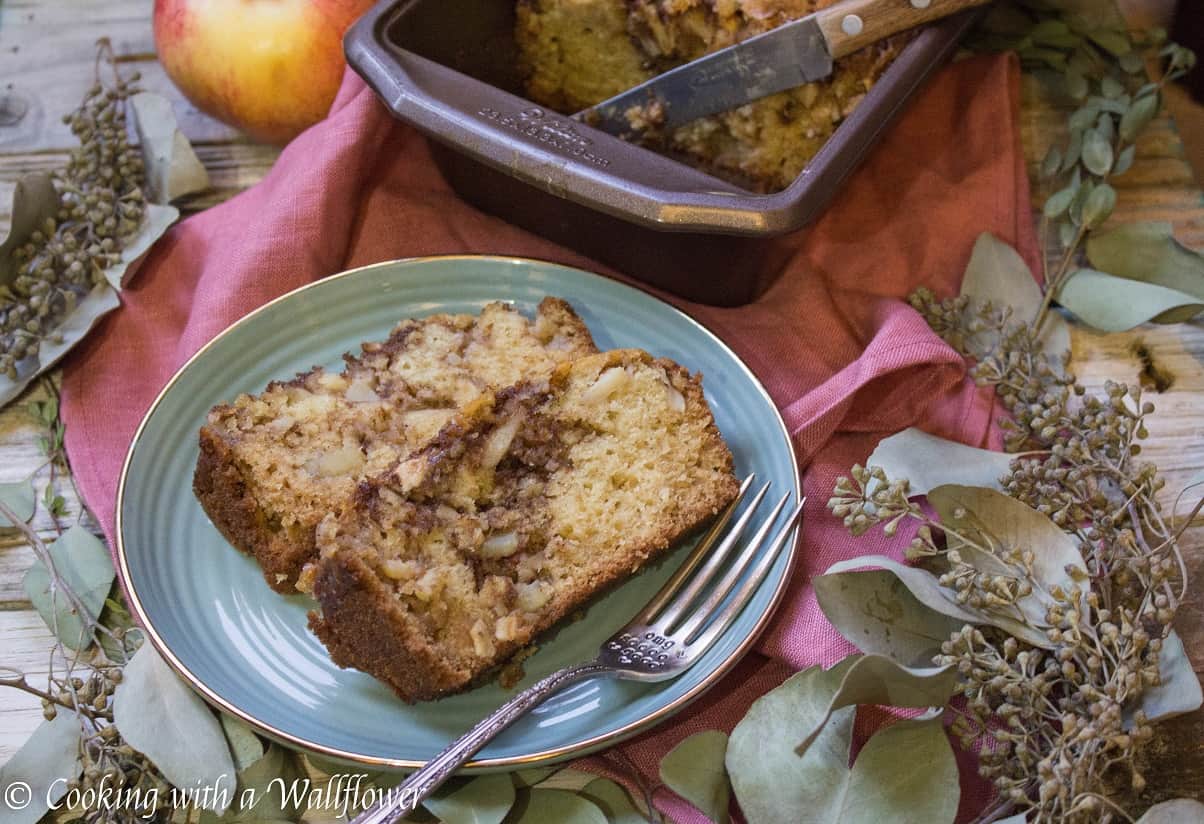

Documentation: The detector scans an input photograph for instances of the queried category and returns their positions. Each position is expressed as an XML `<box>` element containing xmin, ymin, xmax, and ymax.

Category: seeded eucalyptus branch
<box><xmin>969</xmin><ymin>1</ymin><xmax>1201</xmax><ymax>334</ymax></box>
<box><xmin>0</xmin><ymin>399</ymin><xmax>171</xmax><ymax>824</ymax></box>
<box><xmin>0</xmin><ymin>40</ymin><xmax>207</xmax><ymax>409</ymax></box>
<box><xmin>0</xmin><ymin>42</ymin><xmax>147</xmax><ymax>382</ymax></box>
<box><xmin>819</xmin><ymin>280</ymin><xmax>1199</xmax><ymax>823</ymax></box>
<box><xmin>1031</xmin><ymin>32</ymin><xmax>1195</xmax><ymax>334</ymax></box>
<box><xmin>812</xmin><ymin>10</ymin><xmax>1204</xmax><ymax>810</ymax></box>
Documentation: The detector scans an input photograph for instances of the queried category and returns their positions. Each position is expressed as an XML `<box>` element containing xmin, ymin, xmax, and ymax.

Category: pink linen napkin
<box><xmin>61</xmin><ymin>51</ymin><xmax>1037</xmax><ymax>822</ymax></box>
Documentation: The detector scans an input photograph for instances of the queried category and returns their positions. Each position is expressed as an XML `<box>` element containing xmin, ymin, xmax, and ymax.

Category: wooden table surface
<box><xmin>1</xmin><ymin>0</ymin><xmax>1202</xmax><ymax>813</ymax></box>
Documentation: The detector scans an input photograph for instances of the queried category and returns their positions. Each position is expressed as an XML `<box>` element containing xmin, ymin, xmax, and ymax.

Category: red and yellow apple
<box><xmin>153</xmin><ymin>0</ymin><xmax>375</xmax><ymax>145</ymax></box>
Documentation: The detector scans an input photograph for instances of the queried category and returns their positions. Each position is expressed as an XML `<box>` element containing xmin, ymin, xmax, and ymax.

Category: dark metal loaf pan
<box><xmin>345</xmin><ymin>0</ymin><xmax>978</xmax><ymax>306</ymax></box>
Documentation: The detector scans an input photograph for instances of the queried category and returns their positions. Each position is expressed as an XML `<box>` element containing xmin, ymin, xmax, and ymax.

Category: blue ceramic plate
<box><xmin>117</xmin><ymin>257</ymin><xmax>800</xmax><ymax>769</ymax></box>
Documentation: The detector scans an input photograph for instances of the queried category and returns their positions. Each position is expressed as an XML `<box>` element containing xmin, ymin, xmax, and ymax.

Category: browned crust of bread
<box><xmin>194</xmin><ymin>426</ymin><xmax>316</xmax><ymax>592</ymax></box>
<box><xmin>193</xmin><ymin>299</ymin><xmax>598</xmax><ymax>594</ymax></box>
<box><xmin>535</xmin><ymin>296</ymin><xmax>596</xmax><ymax>353</ymax></box>
<box><xmin>308</xmin><ymin>348</ymin><xmax>739</xmax><ymax>703</ymax></box>
<box><xmin>308</xmin><ymin>551</ymin><xmax>472</xmax><ymax>699</ymax></box>
<box><xmin>307</xmin><ymin>501</ymin><xmax>725</xmax><ymax>703</ymax></box>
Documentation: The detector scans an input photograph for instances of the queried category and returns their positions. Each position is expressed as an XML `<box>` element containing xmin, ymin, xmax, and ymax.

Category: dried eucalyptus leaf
<box><xmin>1057</xmin><ymin>268</ymin><xmax>1204</xmax><ymax>330</ymax></box>
<box><xmin>1062</xmin><ymin>128</ymin><xmax>1083</xmax><ymax>171</ymax></box>
<box><xmin>219</xmin><ymin>713</ymin><xmax>265</xmax><ymax>773</ymax></box>
<box><xmin>1082</xmin><ymin>182</ymin><xmax>1117</xmax><ymax>228</ymax></box>
<box><xmin>218</xmin><ymin>744</ymin><xmax>304</xmax><ymax>821</ymax></box>
<box><xmin>1043</xmin><ymin>185</ymin><xmax>1076</xmax><ymax>219</ymax></box>
<box><xmin>0</xmin><ymin>714</ymin><xmax>82</xmax><ymax>824</ymax></box>
<box><xmin>304</xmin><ymin>753</ymin><xmax>358</xmax><ymax>776</ymax></box>
<box><xmin>840</xmin><ymin>718</ymin><xmax>959</xmax><ymax>824</ymax></box>
<box><xmin>1100</xmin><ymin>75</ymin><xmax>1124</xmax><ymax>99</ymax></box>
<box><xmin>113</xmin><ymin>644</ymin><xmax>236</xmax><ymax>813</ymax></box>
<box><xmin>1064</xmin><ymin>70</ymin><xmax>1088</xmax><ymax>100</ymax></box>
<box><xmin>1037</xmin><ymin>31</ymin><xmax>1081</xmax><ymax>49</ymax></box>
<box><xmin>130</xmin><ymin>93</ymin><xmax>211</xmax><ymax>204</ymax></box>
<box><xmin>1061</xmin><ymin>6</ymin><xmax>1112</xmax><ymax>35</ymax></box>
<box><xmin>512</xmin><ymin>767</ymin><xmax>558</xmax><ymax>788</ymax></box>
<box><xmin>1058</xmin><ymin>221</ymin><xmax>1078</xmax><ymax>248</ymax></box>
<box><xmin>1069</xmin><ymin>179</ymin><xmax>1093</xmax><ymax>226</ymax></box>
<box><xmin>867</xmin><ymin>428</ymin><xmax>1014</xmax><ymax>496</ymax></box>
<box><xmin>727</xmin><ymin>662</ymin><xmax>959</xmax><ymax>824</ymax></box>
<box><xmin>511</xmin><ymin>790</ymin><xmax>607</xmax><ymax>824</ymax></box>
<box><xmin>529</xmin><ymin>769</ymin><xmax>599</xmax><ymax>793</ymax></box>
<box><xmin>1087</xmin><ymin>28</ymin><xmax>1132</xmax><ymax>56</ymax></box>
<box><xmin>1086</xmin><ymin>221</ymin><xmax>1204</xmax><ymax>303</ymax></box>
<box><xmin>1134</xmin><ymin>799</ymin><xmax>1204</xmax><ymax>823</ymax></box>
<box><xmin>369</xmin><ymin>770</ymin><xmax>406</xmax><ymax>791</ymax></box>
<box><xmin>1041</xmin><ymin>145</ymin><xmax>1062</xmax><ymax>178</ymax></box>
<box><xmin>1120</xmin><ymin>91</ymin><xmax>1159</xmax><ymax>144</ymax></box>
<box><xmin>1068</xmin><ymin>106</ymin><xmax>1097</xmax><ymax>132</ymax></box>
<box><xmin>959</xmin><ymin>233</ymin><xmax>1071</xmax><ymax>357</ymax></box>
<box><xmin>1119</xmin><ymin>52</ymin><xmax>1146</xmax><ymax>73</ymax></box>
<box><xmin>1096</xmin><ymin>111</ymin><xmax>1116</xmax><ymax>143</ymax></box>
<box><xmin>0</xmin><ymin>478</ymin><xmax>36</xmax><ymax>528</ymax></box>
<box><xmin>1125</xmin><ymin>630</ymin><xmax>1203</xmax><ymax>727</ymax></box>
<box><xmin>795</xmin><ymin>655</ymin><xmax>957</xmax><ymax>757</ymax></box>
<box><xmin>1028</xmin><ymin>19</ymin><xmax>1069</xmax><ymax>39</ymax></box>
<box><xmin>927</xmin><ymin>485</ymin><xmax>1087</xmax><ymax>626</ymax></box>
<box><xmin>0</xmin><ymin>174</ymin><xmax>59</xmax><ymax>286</ymax></box>
<box><xmin>98</xmin><ymin>596</ymin><xmax>140</xmax><ymax>663</ymax></box>
<box><xmin>1114</xmin><ymin>144</ymin><xmax>1137</xmax><ymax>175</ymax></box>
<box><xmin>1081</xmin><ymin>128</ymin><xmax>1114</xmax><ymax>176</ymax></box>
<box><xmin>823</xmin><ymin>556</ymin><xmax>1050</xmax><ymax>648</ymax></box>
<box><xmin>1067</xmin><ymin>48</ymin><xmax>1094</xmax><ymax>77</ymax></box>
<box><xmin>726</xmin><ymin>661</ymin><xmax>856</xmax><ymax>824</ymax></box>
<box><xmin>22</xmin><ymin>524</ymin><xmax>115</xmax><ymax>651</ymax></box>
<box><xmin>423</xmin><ymin>774</ymin><xmax>515</xmax><ymax>824</ymax></box>
<box><xmin>814</xmin><ymin>569</ymin><xmax>966</xmax><ymax>666</ymax></box>
<box><xmin>659</xmin><ymin>731</ymin><xmax>730</xmax><ymax>824</ymax></box>
<box><xmin>1019</xmin><ymin>46</ymin><xmax>1068</xmax><ymax>71</ymax></box>
<box><xmin>580</xmin><ymin>779</ymin><xmax>649</xmax><ymax>824</ymax></box>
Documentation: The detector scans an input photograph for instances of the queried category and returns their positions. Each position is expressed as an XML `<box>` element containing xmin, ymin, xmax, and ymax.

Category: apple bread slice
<box><xmin>193</xmin><ymin>298</ymin><xmax>596</xmax><ymax>592</ymax></box>
<box><xmin>307</xmin><ymin>349</ymin><xmax>740</xmax><ymax>702</ymax></box>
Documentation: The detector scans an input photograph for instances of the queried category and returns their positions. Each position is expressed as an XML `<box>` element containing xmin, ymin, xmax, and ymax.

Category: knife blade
<box><xmin>576</xmin><ymin>0</ymin><xmax>991</xmax><ymax>135</ymax></box>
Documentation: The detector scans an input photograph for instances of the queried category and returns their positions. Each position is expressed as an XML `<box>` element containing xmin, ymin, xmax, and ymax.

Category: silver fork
<box><xmin>351</xmin><ymin>475</ymin><xmax>803</xmax><ymax>824</ymax></box>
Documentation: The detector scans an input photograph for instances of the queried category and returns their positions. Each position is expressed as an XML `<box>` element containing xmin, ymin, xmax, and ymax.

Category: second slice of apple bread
<box><xmin>307</xmin><ymin>349</ymin><xmax>740</xmax><ymax>702</ymax></box>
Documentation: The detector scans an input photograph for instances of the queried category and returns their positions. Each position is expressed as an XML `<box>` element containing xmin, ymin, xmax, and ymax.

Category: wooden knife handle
<box><xmin>816</xmin><ymin>0</ymin><xmax>993</xmax><ymax>60</ymax></box>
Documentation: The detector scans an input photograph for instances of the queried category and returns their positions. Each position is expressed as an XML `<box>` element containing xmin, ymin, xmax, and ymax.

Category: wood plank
<box><xmin>0</xmin><ymin>609</ymin><xmax>64</xmax><ymax>764</ymax></box>
<box><xmin>0</xmin><ymin>381</ymin><xmax>94</xmax><ymax>537</ymax></box>
<box><xmin>0</xmin><ymin>0</ymin><xmax>246</xmax><ymax>151</ymax></box>
<box><xmin>0</xmin><ymin>0</ymin><xmax>281</xmax><ymax>227</ymax></box>
<box><xmin>0</xmin><ymin>142</ymin><xmax>282</xmax><ymax>228</ymax></box>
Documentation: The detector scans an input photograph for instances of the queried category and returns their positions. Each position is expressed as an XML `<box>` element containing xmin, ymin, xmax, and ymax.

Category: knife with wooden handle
<box><xmin>577</xmin><ymin>0</ymin><xmax>993</xmax><ymax>135</ymax></box>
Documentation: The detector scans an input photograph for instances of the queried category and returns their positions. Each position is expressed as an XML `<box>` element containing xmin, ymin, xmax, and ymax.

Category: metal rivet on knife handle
<box><xmin>818</xmin><ymin>0</ymin><xmax>992</xmax><ymax>61</ymax></box>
